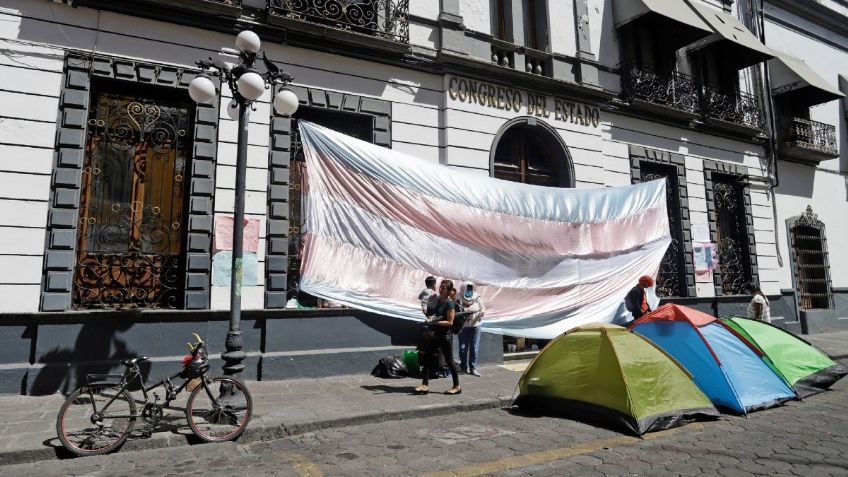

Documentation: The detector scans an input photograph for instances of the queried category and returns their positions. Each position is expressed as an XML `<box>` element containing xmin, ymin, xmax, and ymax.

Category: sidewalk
<box><xmin>1</xmin><ymin>331</ymin><xmax>845</xmax><ymax>466</ymax></box>
<box><xmin>0</xmin><ymin>359</ymin><xmax>525</xmax><ymax>466</ymax></box>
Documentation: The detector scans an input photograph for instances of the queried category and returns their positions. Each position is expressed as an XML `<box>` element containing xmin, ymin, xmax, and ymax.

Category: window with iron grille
<box><xmin>640</xmin><ymin>162</ymin><xmax>686</xmax><ymax>297</ymax></box>
<box><xmin>712</xmin><ymin>175</ymin><xmax>752</xmax><ymax>295</ymax></box>
<box><xmin>789</xmin><ymin>206</ymin><xmax>834</xmax><ymax>310</ymax></box>
<box><xmin>287</xmin><ymin>108</ymin><xmax>374</xmax><ymax>306</ymax></box>
<box><xmin>73</xmin><ymin>85</ymin><xmax>192</xmax><ymax>309</ymax></box>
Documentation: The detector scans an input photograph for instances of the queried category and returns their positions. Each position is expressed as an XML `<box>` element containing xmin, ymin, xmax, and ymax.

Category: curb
<box><xmin>0</xmin><ymin>396</ymin><xmax>514</xmax><ymax>466</ymax></box>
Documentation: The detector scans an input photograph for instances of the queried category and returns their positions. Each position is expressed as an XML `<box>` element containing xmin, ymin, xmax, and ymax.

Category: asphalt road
<box><xmin>2</xmin><ymin>377</ymin><xmax>846</xmax><ymax>477</ymax></box>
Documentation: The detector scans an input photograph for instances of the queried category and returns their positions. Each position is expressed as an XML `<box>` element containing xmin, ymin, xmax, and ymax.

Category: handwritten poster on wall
<box><xmin>213</xmin><ymin>214</ymin><xmax>260</xmax><ymax>253</ymax></box>
<box><xmin>693</xmin><ymin>242</ymin><xmax>716</xmax><ymax>283</ymax></box>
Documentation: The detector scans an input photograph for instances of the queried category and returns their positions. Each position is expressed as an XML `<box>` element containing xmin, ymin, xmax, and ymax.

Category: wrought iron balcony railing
<box><xmin>779</xmin><ymin>117</ymin><xmax>839</xmax><ymax>157</ymax></box>
<box><xmin>620</xmin><ymin>62</ymin><xmax>700</xmax><ymax>115</ymax></box>
<box><xmin>269</xmin><ymin>0</ymin><xmax>409</xmax><ymax>44</ymax></box>
<box><xmin>700</xmin><ymin>84</ymin><xmax>763</xmax><ymax>130</ymax></box>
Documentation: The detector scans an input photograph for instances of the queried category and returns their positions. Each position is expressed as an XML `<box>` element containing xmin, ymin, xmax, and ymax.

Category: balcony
<box><xmin>522</xmin><ymin>48</ymin><xmax>553</xmax><ymax>77</ymax></box>
<box><xmin>778</xmin><ymin>117</ymin><xmax>839</xmax><ymax>163</ymax></box>
<box><xmin>268</xmin><ymin>0</ymin><xmax>410</xmax><ymax>52</ymax></box>
<box><xmin>700</xmin><ymin>84</ymin><xmax>763</xmax><ymax>135</ymax></box>
<box><xmin>620</xmin><ymin>62</ymin><xmax>700</xmax><ymax>120</ymax></box>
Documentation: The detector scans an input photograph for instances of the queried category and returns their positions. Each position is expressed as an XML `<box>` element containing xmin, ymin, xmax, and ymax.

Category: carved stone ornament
<box><xmin>793</xmin><ymin>205</ymin><xmax>823</xmax><ymax>229</ymax></box>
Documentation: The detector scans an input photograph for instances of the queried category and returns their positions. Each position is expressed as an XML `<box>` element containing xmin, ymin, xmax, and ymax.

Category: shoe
<box><xmin>445</xmin><ymin>386</ymin><xmax>462</xmax><ymax>395</ymax></box>
<box><xmin>470</xmin><ymin>369</ymin><xmax>481</xmax><ymax>377</ymax></box>
<box><xmin>414</xmin><ymin>385</ymin><xmax>429</xmax><ymax>394</ymax></box>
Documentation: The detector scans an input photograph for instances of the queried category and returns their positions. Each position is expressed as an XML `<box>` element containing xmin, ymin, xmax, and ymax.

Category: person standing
<box><xmin>415</xmin><ymin>279</ymin><xmax>461</xmax><ymax>395</ymax></box>
<box><xmin>625</xmin><ymin>275</ymin><xmax>654</xmax><ymax>321</ymax></box>
<box><xmin>743</xmin><ymin>281</ymin><xmax>771</xmax><ymax>323</ymax></box>
<box><xmin>457</xmin><ymin>282</ymin><xmax>485</xmax><ymax>377</ymax></box>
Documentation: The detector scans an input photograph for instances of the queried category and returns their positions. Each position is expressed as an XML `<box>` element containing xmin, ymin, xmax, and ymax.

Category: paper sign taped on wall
<box><xmin>214</xmin><ymin>214</ymin><xmax>260</xmax><ymax>253</ymax></box>
<box><xmin>211</xmin><ymin>251</ymin><xmax>259</xmax><ymax>287</ymax></box>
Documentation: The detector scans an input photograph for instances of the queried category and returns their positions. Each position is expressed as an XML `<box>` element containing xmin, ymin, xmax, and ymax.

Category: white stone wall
<box><xmin>0</xmin><ymin>0</ymin><xmax>841</xmax><ymax>313</ymax></box>
<box><xmin>0</xmin><ymin>0</ymin><xmax>442</xmax><ymax>312</ymax></box>
<box><xmin>764</xmin><ymin>4</ymin><xmax>848</xmax><ymax>289</ymax></box>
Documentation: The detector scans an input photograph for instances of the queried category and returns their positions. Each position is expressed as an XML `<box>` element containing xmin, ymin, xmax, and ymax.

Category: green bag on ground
<box><xmin>402</xmin><ymin>350</ymin><xmax>420</xmax><ymax>377</ymax></box>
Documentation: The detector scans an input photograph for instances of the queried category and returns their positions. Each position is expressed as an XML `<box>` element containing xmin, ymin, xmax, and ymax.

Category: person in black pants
<box><xmin>415</xmin><ymin>279</ymin><xmax>461</xmax><ymax>395</ymax></box>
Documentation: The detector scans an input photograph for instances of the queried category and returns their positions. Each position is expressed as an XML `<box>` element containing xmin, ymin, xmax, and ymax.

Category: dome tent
<box><xmin>515</xmin><ymin>323</ymin><xmax>718</xmax><ymax>435</ymax></box>
<box><xmin>722</xmin><ymin>316</ymin><xmax>847</xmax><ymax>398</ymax></box>
<box><xmin>629</xmin><ymin>304</ymin><xmax>798</xmax><ymax>414</ymax></box>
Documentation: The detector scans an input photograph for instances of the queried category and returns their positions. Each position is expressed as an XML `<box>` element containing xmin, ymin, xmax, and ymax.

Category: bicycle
<box><xmin>56</xmin><ymin>333</ymin><xmax>253</xmax><ymax>456</ymax></box>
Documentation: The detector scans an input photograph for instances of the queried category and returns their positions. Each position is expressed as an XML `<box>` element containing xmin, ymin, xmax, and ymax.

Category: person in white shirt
<box><xmin>457</xmin><ymin>282</ymin><xmax>486</xmax><ymax>376</ymax></box>
<box><xmin>743</xmin><ymin>281</ymin><xmax>771</xmax><ymax>323</ymax></box>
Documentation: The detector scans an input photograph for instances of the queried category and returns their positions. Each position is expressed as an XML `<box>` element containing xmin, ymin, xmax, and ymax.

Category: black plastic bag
<box><xmin>371</xmin><ymin>356</ymin><xmax>408</xmax><ymax>379</ymax></box>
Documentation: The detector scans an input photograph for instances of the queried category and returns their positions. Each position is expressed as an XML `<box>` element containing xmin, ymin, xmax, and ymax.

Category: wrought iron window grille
<box><xmin>73</xmin><ymin>92</ymin><xmax>192</xmax><ymax>310</ymax></box>
<box><xmin>713</xmin><ymin>179</ymin><xmax>752</xmax><ymax>295</ymax></box>
<box><xmin>641</xmin><ymin>164</ymin><xmax>686</xmax><ymax>298</ymax></box>
<box><xmin>269</xmin><ymin>0</ymin><xmax>410</xmax><ymax>44</ymax></box>
<box><xmin>790</xmin><ymin>206</ymin><xmax>834</xmax><ymax>310</ymax></box>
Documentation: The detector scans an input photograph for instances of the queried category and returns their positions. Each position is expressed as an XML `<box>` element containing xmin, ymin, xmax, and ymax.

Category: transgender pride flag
<box><xmin>298</xmin><ymin>122</ymin><xmax>670</xmax><ymax>339</ymax></box>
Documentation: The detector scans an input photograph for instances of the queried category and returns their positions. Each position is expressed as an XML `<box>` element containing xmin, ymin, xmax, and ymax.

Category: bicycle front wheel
<box><xmin>56</xmin><ymin>383</ymin><xmax>137</xmax><ymax>456</ymax></box>
<box><xmin>186</xmin><ymin>377</ymin><xmax>252</xmax><ymax>442</ymax></box>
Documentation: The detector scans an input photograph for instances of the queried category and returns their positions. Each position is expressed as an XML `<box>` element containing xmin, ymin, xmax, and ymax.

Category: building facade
<box><xmin>0</xmin><ymin>0</ymin><xmax>845</xmax><ymax>394</ymax></box>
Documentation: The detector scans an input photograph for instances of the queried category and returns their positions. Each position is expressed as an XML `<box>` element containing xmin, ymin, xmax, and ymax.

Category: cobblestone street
<box><xmin>3</xmin><ymin>376</ymin><xmax>846</xmax><ymax>476</ymax></box>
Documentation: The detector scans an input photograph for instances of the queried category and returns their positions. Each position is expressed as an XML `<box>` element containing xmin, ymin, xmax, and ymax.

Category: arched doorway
<box><xmin>490</xmin><ymin>118</ymin><xmax>574</xmax><ymax>353</ymax></box>
<box><xmin>490</xmin><ymin>117</ymin><xmax>574</xmax><ymax>187</ymax></box>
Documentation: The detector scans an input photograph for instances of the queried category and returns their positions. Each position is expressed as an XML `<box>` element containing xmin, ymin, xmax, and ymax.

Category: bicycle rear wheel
<box><xmin>56</xmin><ymin>383</ymin><xmax>136</xmax><ymax>456</ymax></box>
<box><xmin>186</xmin><ymin>377</ymin><xmax>252</xmax><ymax>442</ymax></box>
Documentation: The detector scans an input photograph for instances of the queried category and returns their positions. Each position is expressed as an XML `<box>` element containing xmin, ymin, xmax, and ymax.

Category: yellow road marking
<box><xmin>497</xmin><ymin>362</ymin><xmax>529</xmax><ymax>372</ymax></box>
<box><xmin>421</xmin><ymin>423</ymin><xmax>703</xmax><ymax>477</ymax></box>
<box><xmin>278</xmin><ymin>452</ymin><xmax>323</xmax><ymax>477</ymax></box>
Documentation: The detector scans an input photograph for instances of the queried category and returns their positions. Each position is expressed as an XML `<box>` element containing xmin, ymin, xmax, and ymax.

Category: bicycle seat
<box><xmin>120</xmin><ymin>356</ymin><xmax>149</xmax><ymax>367</ymax></box>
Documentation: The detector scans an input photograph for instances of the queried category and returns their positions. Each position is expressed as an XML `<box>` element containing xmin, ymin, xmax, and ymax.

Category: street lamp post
<box><xmin>189</xmin><ymin>31</ymin><xmax>299</xmax><ymax>378</ymax></box>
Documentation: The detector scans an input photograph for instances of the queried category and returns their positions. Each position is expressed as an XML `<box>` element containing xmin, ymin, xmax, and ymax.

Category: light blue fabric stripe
<box><xmin>300</xmin><ymin>121</ymin><xmax>667</xmax><ymax>223</ymax></box>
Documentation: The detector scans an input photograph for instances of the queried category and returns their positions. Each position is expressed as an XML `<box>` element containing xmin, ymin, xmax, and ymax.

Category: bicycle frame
<box><xmin>84</xmin><ymin>364</ymin><xmax>194</xmax><ymax>419</ymax></box>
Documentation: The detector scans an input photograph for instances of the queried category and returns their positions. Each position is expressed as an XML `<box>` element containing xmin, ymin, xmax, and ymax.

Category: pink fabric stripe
<box><xmin>301</xmin><ymin>233</ymin><xmax>657</xmax><ymax>320</ymax></box>
<box><xmin>304</xmin><ymin>151</ymin><xmax>668</xmax><ymax>257</ymax></box>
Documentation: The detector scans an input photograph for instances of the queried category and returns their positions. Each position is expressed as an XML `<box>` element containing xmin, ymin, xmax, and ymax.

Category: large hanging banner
<box><xmin>298</xmin><ymin>122</ymin><xmax>670</xmax><ymax>339</ymax></box>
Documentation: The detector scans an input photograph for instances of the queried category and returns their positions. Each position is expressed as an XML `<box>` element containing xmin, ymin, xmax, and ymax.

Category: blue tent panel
<box><xmin>700</xmin><ymin>323</ymin><xmax>796</xmax><ymax>411</ymax></box>
<box><xmin>633</xmin><ymin>321</ymin><xmax>744</xmax><ymax>413</ymax></box>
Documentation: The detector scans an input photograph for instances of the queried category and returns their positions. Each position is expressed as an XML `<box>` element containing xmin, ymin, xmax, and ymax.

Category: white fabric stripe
<box><xmin>306</xmin><ymin>190</ymin><xmax>671</xmax><ymax>289</ymax></box>
<box><xmin>301</xmin><ymin>232</ymin><xmax>668</xmax><ymax>334</ymax></box>
<box><xmin>300</xmin><ymin>122</ymin><xmax>667</xmax><ymax>223</ymax></box>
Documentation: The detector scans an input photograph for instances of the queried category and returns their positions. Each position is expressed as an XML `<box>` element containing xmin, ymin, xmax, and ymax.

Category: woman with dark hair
<box><xmin>415</xmin><ymin>279</ymin><xmax>461</xmax><ymax>395</ymax></box>
<box><xmin>743</xmin><ymin>281</ymin><xmax>771</xmax><ymax>323</ymax></box>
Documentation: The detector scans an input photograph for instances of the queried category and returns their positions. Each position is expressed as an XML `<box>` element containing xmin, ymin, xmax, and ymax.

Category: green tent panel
<box><xmin>723</xmin><ymin>317</ymin><xmax>847</xmax><ymax>398</ymax></box>
<box><xmin>516</xmin><ymin>324</ymin><xmax>718</xmax><ymax>435</ymax></box>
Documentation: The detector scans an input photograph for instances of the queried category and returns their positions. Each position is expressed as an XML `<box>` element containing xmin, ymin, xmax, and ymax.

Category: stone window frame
<box><xmin>786</xmin><ymin>205</ymin><xmax>834</xmax><ymax>310</ymax></box>
<box><xmin>702</xmin><ymin>160</ymin><xmax>758</xmax><ymax>296</ymax></box>
<box><xmin>40</xmin><ymin>52</ymin><xmax>219</xmax><ymax>312</ymax></box>
<box><xmin>265</xmin><ymin>85</ymin><xmax>392</xmax><ymax>308</ymax></box>
<box><xmin>628</xmin><ymin>146</ymin><xmax>695</xmax><ymax>297</ymax></box>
